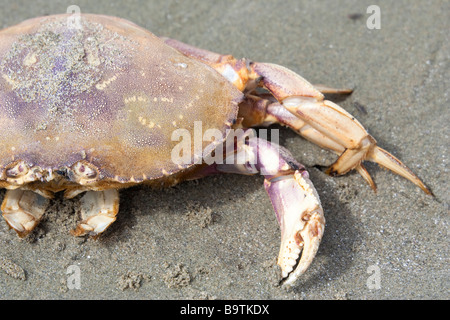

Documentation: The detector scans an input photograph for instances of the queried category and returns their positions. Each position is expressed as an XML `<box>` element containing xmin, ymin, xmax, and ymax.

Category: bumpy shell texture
<box><xmin>0</xmin><ymin>14</ymin><xmax>242</xmax><ymax>186</ymax></box>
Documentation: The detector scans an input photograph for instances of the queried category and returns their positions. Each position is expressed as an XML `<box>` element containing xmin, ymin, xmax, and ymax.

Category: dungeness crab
<box><xmin>0</xmin><ymin>14</ymin><xmax>431</xmax><ymax>286</ymax></box>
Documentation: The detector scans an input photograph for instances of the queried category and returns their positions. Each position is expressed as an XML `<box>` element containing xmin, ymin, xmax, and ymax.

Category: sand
<box><xmin>0</xmin><ymin>0</ymin><xmax>448</xmax><ymax>299</ymax></box>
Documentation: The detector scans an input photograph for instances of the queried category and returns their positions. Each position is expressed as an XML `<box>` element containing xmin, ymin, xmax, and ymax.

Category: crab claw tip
<box><xmin>266</xmin><ymin>170</ymin><xmax>325</xmax><ymax>287</ymax></box>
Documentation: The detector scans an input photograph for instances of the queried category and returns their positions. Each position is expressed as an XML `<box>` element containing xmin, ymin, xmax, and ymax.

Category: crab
<box><xmin>0</xmin><ymin>14</ymin><xmax>431</xmax><ymax>287</ymax></box>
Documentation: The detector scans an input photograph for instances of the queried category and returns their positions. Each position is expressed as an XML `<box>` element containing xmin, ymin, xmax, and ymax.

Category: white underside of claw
<box><xmin>275</xmin><ymin>171</ymin><xmax>325</xmax><ymax>286</ymax></box>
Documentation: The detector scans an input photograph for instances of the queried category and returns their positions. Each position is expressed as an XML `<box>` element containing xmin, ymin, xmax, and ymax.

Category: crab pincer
<box><xmin>0</xmin><ymin>14</ymin><xmax>431</xmax><ymax>288</ymax></box>
<box><xmin>199</xmin><ymin>130</ymin><xmax>325</xmax><ymax>286</ymax></box>
<box><xmin>265</xmin><ymin>171</ymin><xmax>324</xmax><ymax>286</ymax></box>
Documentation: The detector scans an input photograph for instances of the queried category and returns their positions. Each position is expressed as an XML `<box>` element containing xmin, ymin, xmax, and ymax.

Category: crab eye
<box><xmin>71</xmin><ymin>161</ymin><xmax>98</xmax><ymax>181</ymax></box>
<box><xmin>5</xmin><ymin>161</ymin><xmax>29</xmax><ymax>178</ymax></box>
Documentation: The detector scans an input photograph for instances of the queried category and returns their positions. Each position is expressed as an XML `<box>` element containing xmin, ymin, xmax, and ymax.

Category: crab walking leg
<box><xmin>245</xmin><ymin>63</ymin><xmax>431</xmax><ymax>194</ymax></box>
<box><xmin>193</xmin><ymin>131</ymin><xmax>325</xmax><ymax>286</ymax></box>
<box><xmin>163</xmin><ymin>38</ymin><xmax>431</xmax><ymax>194</ymax></box>
<box><xmin>239</xmin><ymin>96</ymin><xmax>376</xmax><ymax>190</ymax></box>
<box><xmin>239</xmin><ymin>96</ymin><xmax>347</xmax><ymax>152</ymax></box>
<box><xmin>1</xmin><ymin>189</ymin><xmax>50</xmax><ymax>237</ymax></box>
<box><xmin>312</xmin><ymin>84</ymin><xmax>353</xmax><ymax>95</ymax></box>
<box><xmin>71</xmin><ymin>190</ymin><xmax>119</xmax><ymax>237</ymax></box>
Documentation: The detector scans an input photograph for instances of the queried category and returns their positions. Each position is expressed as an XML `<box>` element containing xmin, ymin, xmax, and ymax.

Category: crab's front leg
<box><xmin>191</xmin><ymin>130</ymin><xmax>325</xmax><ymax>286</ymax></box>
<box><xmin>163</xmin><ymin>37</ymin><xmax>432</xmax><ymax>195</ymax></box>
<box><xmin>245</xmin><ymin>62</ymin><xmax>432</xmax><ymax>194</ymax></box>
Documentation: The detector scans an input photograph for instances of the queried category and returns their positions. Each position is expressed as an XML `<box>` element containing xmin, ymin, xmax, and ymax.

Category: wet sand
<box><xmin>0</xmin><ymin>0</ymin><xmax>448</xmax><ymax>299</ymax></box>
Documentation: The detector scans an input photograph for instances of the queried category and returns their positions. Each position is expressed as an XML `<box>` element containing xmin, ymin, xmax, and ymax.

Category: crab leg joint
<box><xmin>191</xmin><ymin>130</ymin><xmax>324</xmax><ymax>285</ymax></box>
<box><xmin>0</xmin><ymin>14</ymin><xmax>432</xmax><ymax>288</ymax></box>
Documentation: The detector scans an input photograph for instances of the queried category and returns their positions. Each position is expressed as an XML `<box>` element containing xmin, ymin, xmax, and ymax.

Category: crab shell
<box><xmin>0</xmin><ymin>13</ymin><xmax>431</xmax><ymax>288</ymax></box>
<box><xmin>0</xmin><ymin>14</ymin><xmax>243</xmax><ymax>194</ymax></box>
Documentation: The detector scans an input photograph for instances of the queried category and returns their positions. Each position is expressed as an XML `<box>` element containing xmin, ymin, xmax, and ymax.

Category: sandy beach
<box><xmin>0</xmin><ymin>0</ymin><xmax>448</xmax><ymax>299</ymax></box>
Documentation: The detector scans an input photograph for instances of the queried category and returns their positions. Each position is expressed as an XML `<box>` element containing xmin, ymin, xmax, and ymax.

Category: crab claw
<box><xmin>200</xmin><ymin>132</ymin><xmax>325</xmax><ymax>287</ymax></box>
<box><xmin>265</xmin><ymin>170</ymin><xmax>325</xmax><ymax>286</ymax></box>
